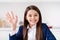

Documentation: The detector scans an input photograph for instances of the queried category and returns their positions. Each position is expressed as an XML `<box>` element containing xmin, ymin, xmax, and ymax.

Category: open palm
<box><xmin>6</xmin><ymin>11</ymin><xmax>18</xmax><ymax>31</ymax></box>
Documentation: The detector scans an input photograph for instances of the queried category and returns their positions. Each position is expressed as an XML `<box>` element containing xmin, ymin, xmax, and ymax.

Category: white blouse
<box><xmin>27</xmin><ymin>24</ymin><xmax>36</xmax><ymax>40</ymax></box>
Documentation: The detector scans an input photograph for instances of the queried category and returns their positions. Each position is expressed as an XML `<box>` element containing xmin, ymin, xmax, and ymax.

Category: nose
<box><xmin>31</xmin><ymin>16</ymin><xmax>35</xmax><ymax>19</ymax></box>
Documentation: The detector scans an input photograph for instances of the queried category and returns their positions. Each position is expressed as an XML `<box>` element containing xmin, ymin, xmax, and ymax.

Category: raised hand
<box><xmin>5</xmin><ymin>11</ymin><xmax>18</xmax><ymax>31</ymax></box>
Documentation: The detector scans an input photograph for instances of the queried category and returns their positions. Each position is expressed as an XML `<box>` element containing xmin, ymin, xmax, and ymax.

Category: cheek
<box><xmin>35</xmin><ymin>17</ymin><xmax>39</xmax><ymax>22</ymax></box>
<box><xmin>26</xmin><ymin>16</ymin><xmax>30</xmax><ymax>21</ymax></box>
<box><xmin>36</xmin><ymin>16</ymin><xmax>39</xmax><ymax>20</ymax></box>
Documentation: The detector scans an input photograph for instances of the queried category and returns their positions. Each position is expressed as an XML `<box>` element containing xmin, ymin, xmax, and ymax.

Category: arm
<box><xmin>5</xmin><ymin>11</ymin><xmax>22</xmax><ymax>40</ymax></box>
<box><xmin>45</xmin><ymin>24</ymin><xmax>56</xmax><ymax>40</ymax></box>
<box><xmin>9</xmin><ymin>26</ymin><xmax>23</xmax><ymax>40</ymax></box>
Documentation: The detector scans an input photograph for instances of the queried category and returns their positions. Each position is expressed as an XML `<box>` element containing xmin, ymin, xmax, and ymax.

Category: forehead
<box><xmin>27</xmin><ymin>9</ymin><xmax>38</xmax><ymax>14</ymax></box>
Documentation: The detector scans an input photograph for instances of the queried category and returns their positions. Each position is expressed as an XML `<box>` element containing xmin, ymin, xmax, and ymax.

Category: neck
<box><xmin>29</xmin><ymin>24</ymin><xmax>36</xmax><ymax>28</ymax></box>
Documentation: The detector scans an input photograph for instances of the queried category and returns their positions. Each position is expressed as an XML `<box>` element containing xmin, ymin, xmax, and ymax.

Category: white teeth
<box><xmin>30</xmin><ymin>20</ymin><xmax>36</xmax><ymax>22</ymax></box>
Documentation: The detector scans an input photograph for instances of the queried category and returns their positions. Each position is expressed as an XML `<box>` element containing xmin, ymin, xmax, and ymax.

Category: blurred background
<box><xmin>0</xmin><ymin>0</ymin><xmax>60</xmax><ymax>40</ymax></box>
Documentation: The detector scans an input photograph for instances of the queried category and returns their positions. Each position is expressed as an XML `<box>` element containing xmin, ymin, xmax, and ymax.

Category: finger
<box><xmin>7</xmin><ymin>12</ymin><xmax>11</xmax><ymax>18</ymax></box>
<box><xmin>5</xmin><ymin>15</ymin><xmax>11</xmax><ymax>22</ymax></box>
<box><xmin>5</xmin><ymin>12</ymin><xmax>11</xmax><ymax>19</ymax></box>
<box><xmin>5</xmin><ymin>15</ymin><xmax>11</xmax><ymax>24</ymax></box>
<box><xmin>5</xmin><ymin>13</ymin><xmax>10</xmax><ymax>20</ymax></box>
<box><xmin>5</xmin><ymin>12</ymin><xmax>12</xmax><ymax>23</ymax></box>
<box><xmin>15</xmin><ymin>16</ymin><xmax>18</xmax><ymax>23</ymax></box>
<box><xmin>11</xmin><ymin>11</ymin><xmax>15</xmax><ymax>19</ymax></box>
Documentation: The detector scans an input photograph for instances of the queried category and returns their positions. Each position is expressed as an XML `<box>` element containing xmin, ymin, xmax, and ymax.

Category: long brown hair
<box><xmin>23</xmin><ymin>5</ymin><xmax>43</xmax><ymax>40</ymax></box>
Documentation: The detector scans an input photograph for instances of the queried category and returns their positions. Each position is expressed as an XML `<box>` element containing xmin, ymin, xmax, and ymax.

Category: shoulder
<box><xmin>42</xmin><ymin>23</ymin><xmax>48</xmax><ymax>28</ymax></box>
<box><xmin>18</xmin><ymin>25</ymin><xmax>24</xmax><ymax>31</ymax></box>
<box><xmin>42</xmin><ymin>23</ymin><xmax>49</xmax><ymax>30</ymax></box>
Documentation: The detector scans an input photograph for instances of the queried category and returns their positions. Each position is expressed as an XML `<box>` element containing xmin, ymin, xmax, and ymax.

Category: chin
<box><xmin>30</xmin><ymin>23</ymin><xmax>36</xmax><ymax>25</ymax></box>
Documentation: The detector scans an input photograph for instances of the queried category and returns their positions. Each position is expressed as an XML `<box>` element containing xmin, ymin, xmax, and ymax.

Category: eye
<box><xmin>29</xmin><ymin>14</ymin><xmax>32</xmax><ymax>17</ymax></box>
<box><xmin>34</xmin><ymin>14</ymin><xmax>38</xmax><ymax>16</ymax></box>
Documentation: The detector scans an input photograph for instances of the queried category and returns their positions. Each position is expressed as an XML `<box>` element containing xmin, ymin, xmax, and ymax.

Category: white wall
<box><xmin>0</xmin><ymin>0</ymin><xmax>60</xmax><ymax>2</ymax></box>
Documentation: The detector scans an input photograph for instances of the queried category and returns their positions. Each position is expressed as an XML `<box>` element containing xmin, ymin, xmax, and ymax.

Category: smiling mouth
<box><xmin>30</xmin><ymin>20</ymin><xmax>36</xmax><ymax>23</ymax></box>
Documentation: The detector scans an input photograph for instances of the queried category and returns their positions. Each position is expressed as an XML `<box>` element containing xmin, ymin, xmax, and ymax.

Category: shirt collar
<box><xmin>27</xmin><ymin>24</ymin><xmax>36</xmax><ymax>29</ymax></box>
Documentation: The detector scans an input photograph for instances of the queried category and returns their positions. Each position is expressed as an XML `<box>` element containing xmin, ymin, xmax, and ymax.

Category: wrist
<box><xmin>11</xmin><ymin>25</ymin><xmax>16</xmax><ymax>31</ymax></box>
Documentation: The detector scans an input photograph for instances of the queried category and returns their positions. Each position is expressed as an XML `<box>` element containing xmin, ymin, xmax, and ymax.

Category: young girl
<box><xmin>6</xmin><ymin>5</ymin><xmax>56</xmax><ymax>40</ymax></box>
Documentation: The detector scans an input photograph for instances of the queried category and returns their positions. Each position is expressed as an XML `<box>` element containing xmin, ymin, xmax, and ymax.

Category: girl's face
<box><xmin>26</xmin><ymin>9</ymin><xmax>39</xmax><ymax>27</ymax></box>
